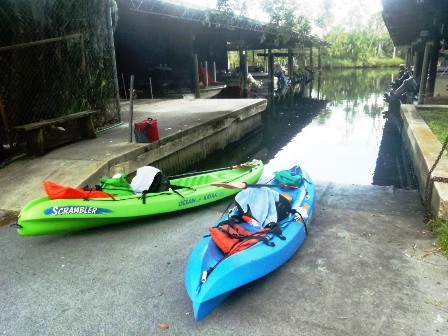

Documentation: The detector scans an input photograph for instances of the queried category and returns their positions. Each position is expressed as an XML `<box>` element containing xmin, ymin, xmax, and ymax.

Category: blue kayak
<box><xmin>184</xmin><ymin>165</ymin><xmax>315</xmax><ymax>320</ymax></box>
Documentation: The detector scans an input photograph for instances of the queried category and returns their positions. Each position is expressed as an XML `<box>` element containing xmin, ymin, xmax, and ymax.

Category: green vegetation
<box><xmin>418</xmin><ymin>108</ymin><xmax>448</xmax><ymax>255</ymax></box>
<box><xmin>0</xmin><ymin>0</ymin><xmax>118</xmax><ymax>127</ymax></box>
<box><xmin>213</xmin><ymin>0</ymin><xmax>403</xmax><ymax>69</ymax></box>
<box><xmin>321</xmin><ymin>12</ymin><xmax>405</xmax><ymax>68</ymax></box>
<box><xmin>209</xmin><ymin>0</ymin><xmax>311</xmax><ymax>46</ymax></box>
<box><xmin>418</xmin><ymin>108</ymin><xmax>448</xmax><ymax>145</ymax></box>
<box><xmin>322</xmin><ymin>56</ymin><xmax>404</xmax><ymax>69</ymax></box>
<box><xmin>428</xmin><ymin>218</ymin><xmax>448</xmax><ymax>255</ymax></box>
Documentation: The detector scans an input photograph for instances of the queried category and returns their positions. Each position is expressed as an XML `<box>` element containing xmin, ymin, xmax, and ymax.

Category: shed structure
<box><xmin>114</xmin><ymin>0</ymin><xmax>328</xmax><ymax>99</ymax></box>
<box><xmin>381</xmin><ymin>0</ymin><xmax>448</xmax><ymax>101</ymax></box>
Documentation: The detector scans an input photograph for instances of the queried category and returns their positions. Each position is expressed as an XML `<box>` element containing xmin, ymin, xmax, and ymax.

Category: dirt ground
<box><xmin>0</xmin><ymin>209</ymin><xmax>19</xmax><ymax>228</ymax></box>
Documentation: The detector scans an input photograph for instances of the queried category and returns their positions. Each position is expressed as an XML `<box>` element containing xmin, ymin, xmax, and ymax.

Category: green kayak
<box><xmin>16</xmin><ymin>160</ymin><xmax>264</xmax><ymax>236</ymax></box>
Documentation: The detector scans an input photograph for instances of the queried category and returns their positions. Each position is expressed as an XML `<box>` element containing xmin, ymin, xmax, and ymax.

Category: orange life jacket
<box><xmin>209</xmin><ymin>219</ymin><xmax>285</xmax><ymax>256</ymax></box>
<box><xmin>43</xmin><ymin>181</ymin><xmax>115</xmax><ymax>199</ymax></box>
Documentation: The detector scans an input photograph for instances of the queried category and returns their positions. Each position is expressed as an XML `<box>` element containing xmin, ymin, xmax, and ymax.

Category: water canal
<box><xmin>195</xmin><ymin>68</ymin><xmax>418</xmax><ymax>189</ymax></box>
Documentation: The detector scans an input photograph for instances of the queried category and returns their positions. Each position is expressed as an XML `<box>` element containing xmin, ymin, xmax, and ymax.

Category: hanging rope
<box><xmin>424</xmin><ymin>135</ymin><xmax>448</xmax><ymax>213</ymax></box>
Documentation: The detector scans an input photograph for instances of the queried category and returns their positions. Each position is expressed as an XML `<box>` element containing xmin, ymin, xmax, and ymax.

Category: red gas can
<box><xmin>134</xmin><ymin>118</ymin><xmax>159</xmax><ymax>143</ymax></box>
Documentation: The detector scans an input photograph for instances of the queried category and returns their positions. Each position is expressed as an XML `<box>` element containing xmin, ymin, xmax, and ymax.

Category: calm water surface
<box><xmin>200</xmin><ymin>68</ymin><xmax>416</xmax><ymax>188</ymax></box>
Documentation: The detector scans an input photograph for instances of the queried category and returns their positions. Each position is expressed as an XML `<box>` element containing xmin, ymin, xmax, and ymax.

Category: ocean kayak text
<box><xmin>179</xmin><ymin>193</ymin><xmax>219</xmax><ymax>206</ymax></box>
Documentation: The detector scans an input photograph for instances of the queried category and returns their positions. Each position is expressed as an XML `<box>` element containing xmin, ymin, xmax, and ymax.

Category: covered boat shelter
<box><xmin>381</xmin><ymin>0</ymin><xmax>448</xmax><ymax>103</ymax></box>
<box><xmin>114</xmin><ymin>0</ymin><xmax>328</xmax><ymax>101</ymax></box>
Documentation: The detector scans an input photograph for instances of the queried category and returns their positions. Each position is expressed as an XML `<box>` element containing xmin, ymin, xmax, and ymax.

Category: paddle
<box><xmin>168</xmin><ymin>163</ymin><xmax>257</xmax><ymax>179</ymax></box>
<box><xmin>211</xmin><ymin>182</ymin><xmax>299</xmax><ymax>189</ymax></box>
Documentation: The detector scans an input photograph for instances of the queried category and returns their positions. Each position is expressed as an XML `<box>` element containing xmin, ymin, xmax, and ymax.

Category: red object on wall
<box><xmin>200</xmin><ymin>67</ymin><xmax>214</xmax><ymax>84</ymax></box>
<box><xmin>134</xmin><ymin>118</ymin><xmax>160</xmax><ymax>143</ymax></box>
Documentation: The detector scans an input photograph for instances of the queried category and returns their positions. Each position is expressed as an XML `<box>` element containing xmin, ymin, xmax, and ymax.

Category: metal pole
<box><xmin>129</xmin><ymin>75</ymin><xmax>134</xmax><ymax>142</ymax></box>
<box><xmin>149</xmin><ymin>76</ymin><xmax>153</xmax><ymax>99</ymax></box>
<box><xmin>213</xmin><ymin>61</ymin><xmax>217</xmax><ymax>82</ymax></box>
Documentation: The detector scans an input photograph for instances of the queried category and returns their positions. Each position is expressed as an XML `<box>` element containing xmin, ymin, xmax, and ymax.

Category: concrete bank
<box><xmin>0</xmin><ymin>98</ymin><xmax>267</xmax><ymax>212</ymax></box>
<box><xmin>401</xmin><ymin>104</ymin><xmax>448</xmax><ymax>220</ymax></box>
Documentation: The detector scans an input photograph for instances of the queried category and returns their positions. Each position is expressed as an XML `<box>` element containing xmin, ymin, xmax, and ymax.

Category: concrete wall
<box><xmin>401</xmin><ymin>104</ymin><xmax>448</xmax><ymax>220</ymax></box>
<box><xmin>100</xmin><ymin>102</ymin><xmax>265</xmax><ymax>180</ymax></box>
<box><xmin>434</xmin><ymin>76</ymin><xmax>448</xmax><ymax>98</ymax></box>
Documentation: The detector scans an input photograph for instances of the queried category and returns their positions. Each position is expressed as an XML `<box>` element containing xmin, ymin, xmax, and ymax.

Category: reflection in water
<box><xmin>264</xmin><ymin>68</ymin><xmax>399</xmax><ymax>185</ymax></box>
<box><xmin>194</xmin><ymin>68</ymin><xmax>417</xmax><ymax>188</ymax></box>
<box><xmin>372</xmin><ymin>105</ymin><xmax>418</xmax><ymax>189</ymax></box>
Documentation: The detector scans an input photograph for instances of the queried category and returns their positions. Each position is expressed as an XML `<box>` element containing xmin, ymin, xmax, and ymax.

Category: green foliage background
<box><xmin>0</xmin><ymin>0</ymin><xmax>119</xmax><ymax>128</ymax></box>
<box><xmin>215</xmin><ymin>0</ymin><xmax>403</xmax><ymax>69</ymax></box>
<box><xmin>322</xmin><ymin>13</ymin><xmax>404</xmax><ymax>68</ymax></box>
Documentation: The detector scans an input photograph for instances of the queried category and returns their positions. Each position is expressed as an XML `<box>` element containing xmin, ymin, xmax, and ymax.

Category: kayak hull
<box><xmin>185</xmin><ymin>165</ymin><xmax>315</xmax><ymax>320</ymax></box>
<box><xmin>17</xmin><ymin>160</ymin><xmax>264</xmax><ymax>236</ymax></box>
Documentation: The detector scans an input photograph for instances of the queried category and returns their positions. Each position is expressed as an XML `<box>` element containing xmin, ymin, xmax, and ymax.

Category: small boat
<box><xmin>16</xmin><ymin>160</ymin><xmax>264</xmax><ymax>236</ymax></box>
<box><xmin>199</xmin><ymin>83</ymin><xmax>227</xmax><ymax>99</ymax></box>
<box><xmin>165</xmin><ymin>83</ymin><xmax>227</xmax><ymax>100</ymax></box>
<box><xmin>184</xmin><ymin>165</ymin><xmax>315</xmax><ymax>320</ymax></box>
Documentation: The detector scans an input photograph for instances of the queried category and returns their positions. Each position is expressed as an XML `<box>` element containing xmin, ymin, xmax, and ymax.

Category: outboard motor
<box><xmin>390</xmin><ymin>68</ymin><xmax>411</xmax><ymax>90</ymax></box>
<box><xmin>384</xmin><ymin>72</ymin><xmax>419</xmax><ymax>104</ymax></box>
<box><xmin>274</xmin><ymin>68</ymin><xmax>290</xmax><ymax>97</ymax></box>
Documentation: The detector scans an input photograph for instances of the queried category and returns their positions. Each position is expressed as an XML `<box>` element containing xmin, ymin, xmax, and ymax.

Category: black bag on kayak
<box><xmin>146</xmin><ymin>171</ymin><xmax>170</xmax><ymax>193</ymax></box>
<box><xmin>131</xmin><ymin>166</ymin><xmax>169</xmax><ymax>193</ymax></box>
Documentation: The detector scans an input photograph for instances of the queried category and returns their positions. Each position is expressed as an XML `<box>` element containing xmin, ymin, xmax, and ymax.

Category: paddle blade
<box><xmin>232</xmin><ymin>162</ymin><xmax>256</xmax><ymax>169</ymax></box>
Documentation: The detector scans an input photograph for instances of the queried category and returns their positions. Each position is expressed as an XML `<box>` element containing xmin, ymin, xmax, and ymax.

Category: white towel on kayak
<box><xmin>235</xmin><ymin>187</ymin><xmax>280</xmax><ymax>228</ymax></box>
<box><xmin>130</xmin><ymin>166</ymin><xmax>161</xmax><ymax>193</ymax></box>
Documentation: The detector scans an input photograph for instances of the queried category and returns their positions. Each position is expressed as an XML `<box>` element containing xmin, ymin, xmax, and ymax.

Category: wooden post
<box><xmin>288</xmin><ymin>48</ymin><xmax>294</xmax><ymax>107</ymax></box>
<box><xmin>268</xmin><ymin>49</ymin><xmax>275</xmax><ymax>118</ymax></box>
<box><xmin>418</xmin><ymin>41</ymin><xmax>432</xmax><ymax>104</ymax></box>
<box><xmin>193</xmin><ymin>54</ymin><xmax>200</xmax><ymax>98</ymax></box>
<box><xmin>317</xmin><ymin>69</ymin><xmax>322</xmax><ymax>100</ymax></box>
<box><xmin>129</xmin><ymin>75</ymin><xmax>134</xmax><ymax>143</ymax></box>
<box><xmin>309</xmin><ymin>43</ymin><xmax>314</xmax><ymax>97</ymax></box>
<box><xmin>0</xmin><ymin>95</ymin><xmax>9</xmax><ymax>132</ymax></box>
<box><xmin>427</xmin><ymin>26</ymin><xmax>442</xmax><ymax>98</ymax></box>
<box><xmin>241</xmin><ymin>48</ymin><xmax>248</xmax><ymax>98</ymax></box>
<box><xmin>413</xmin><ymin>44</ymin><xmax>420</xmax><ymax>76</ymax></box>
<box><xmin>406</xmin><ymin>47</ymin><xmax>412</xmax><ymax>69</ymax></box>
<box><xmin>318</xmin><ymin>46</ymin><xmax>322</xmax><ymax>71</ymax></box>
<box><xmin>309</xmin><ymin>43</ymin><xmax>313</xmax><ymax>70</ymax></box>
<box><xmin>205</xmin><ymin>61</ymin><xmax>209</xmax><ymax>87</ymax></box>
<box><xmin>264</xmin><ymin>49</ymin><xmax>268</xmax><ymax>73</ymax></box>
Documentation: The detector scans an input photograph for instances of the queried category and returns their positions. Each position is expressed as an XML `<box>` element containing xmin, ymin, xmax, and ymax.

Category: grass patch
<box><xmin>418</xmin><ymin>108</ymin><xmax>448</xmax><ymax>145</ymax></box>
<box><xmin>418</xmin><ymin>107</ymin><xmax>448</xmax><ymax>255</ymax></box>
<box><xmin>428</xmin><ymin>218</ymin><xmax>448</xmax><ymax>255</ymax></box>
